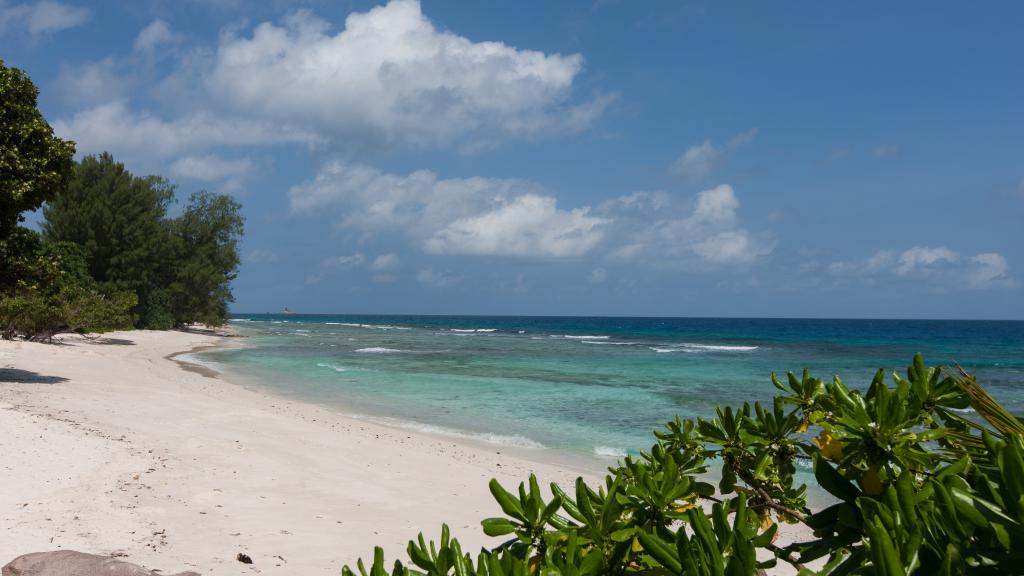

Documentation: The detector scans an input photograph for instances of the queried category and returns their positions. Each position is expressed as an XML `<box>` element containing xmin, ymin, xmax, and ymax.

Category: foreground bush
<box><xmin>342</xmin><ymin>355</ymin><xmax>1024</xmax><ymax>575</ymax></box>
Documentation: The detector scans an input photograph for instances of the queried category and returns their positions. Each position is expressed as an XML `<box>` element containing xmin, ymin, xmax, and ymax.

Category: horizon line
<box><xmin>229</xmin><ymin>312</ymin><xmax>1024</xmax><ymax>323</ymax></box>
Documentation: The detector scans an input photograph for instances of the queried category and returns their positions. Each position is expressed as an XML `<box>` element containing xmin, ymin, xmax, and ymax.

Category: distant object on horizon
<box><xmin>280</xmin><ymin>307</ymin><xmax>296</xmax><ymax>315</ymax></box>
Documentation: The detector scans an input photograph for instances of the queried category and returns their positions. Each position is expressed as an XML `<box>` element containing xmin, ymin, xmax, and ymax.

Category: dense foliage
<box><xmin>42</xmin><ymin>154</ymin><xmax>244</xmax><ymax>329</ymax></box>
<box><xmin>163</xmin><ymin>191</ymin><xmax>244</xmax><ymax>327</ymax></box>
<box><xmin>0</xmin><ymin>58</ymin><xmax>75</xmax><ymax>240</ymax></box>
<box><xmin>1</xmin><ymin>61</ymin><xmax>243</xmax><ymax>339</ymax></box>
<box><xmin>42</xmin><ymin>153</ymin><xmax>175</xmax><ymax>320</ymax></box>
<box><xmin>0</xmin><ymin>228</ymin><xmax>135</xmax><ymax>341</ymax></box>
<box><xmin>341</xmin><ymin>356</ymin><xmax>1024</xmax><ymax>576</ymax></box>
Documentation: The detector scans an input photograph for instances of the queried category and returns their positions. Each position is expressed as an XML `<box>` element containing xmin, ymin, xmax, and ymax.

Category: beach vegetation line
<box><xmin>342</xmin><ymin>354</ymin><xmax>1024</xmax><ymax>575</ymax></box>
<box><xmin>1</xmin><ymin>59</ymin><xmax>243</xmax><ymax>340</ymax></box>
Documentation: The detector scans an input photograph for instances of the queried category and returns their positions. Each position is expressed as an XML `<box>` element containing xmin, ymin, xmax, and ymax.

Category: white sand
<box><xmin>0</xmin><ymin>330</ymin><xmax>810</xmax><ymax>574</ymax></box>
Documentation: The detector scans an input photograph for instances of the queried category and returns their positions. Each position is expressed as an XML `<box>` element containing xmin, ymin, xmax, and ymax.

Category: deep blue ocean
<box><xmin>194</xmin><ymin>315</ymin><xmax>1024</xmax><ymax>463</ymax></box>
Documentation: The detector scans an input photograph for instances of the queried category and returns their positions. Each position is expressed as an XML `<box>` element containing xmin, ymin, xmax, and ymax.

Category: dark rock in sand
<box><xmin>2</xmin><ymin>551</ymin><xmax>200</xmax><ymax>576</ymax></box>
<box><xmin>236</xmin><ymin>553</ymin><xmax>253</xmax><ymax>564</ymax></box>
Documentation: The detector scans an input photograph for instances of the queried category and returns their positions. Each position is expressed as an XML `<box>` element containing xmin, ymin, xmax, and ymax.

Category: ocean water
<box><xmin>198</xmin><ymin>316</ymin><xmax>1024</xmax><ymax>463</ymax></box>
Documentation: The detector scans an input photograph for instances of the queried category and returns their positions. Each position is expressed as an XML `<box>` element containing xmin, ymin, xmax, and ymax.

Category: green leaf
<box><xmin>637</xmin><ymin>532</ymin><xmax>682</xmax><ymax>573</ymax></box>
<box><xmin>814</xmin><ymin>454</ymin><xmax>860</xmax><ymax>502</ymax></box>
<box><xmin>481</xmin><ymin>518</ymin><xmax>517</xmax><ymax>537</ymax></box>
<box><xmin>489</xmin><ymin>479</ymin><xmax>527</xmax><ymax>522</ymax></box>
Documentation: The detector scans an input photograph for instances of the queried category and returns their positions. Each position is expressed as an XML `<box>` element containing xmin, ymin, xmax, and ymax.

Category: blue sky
<box><xmin>3</xmin><ymin>0</ymin><xmax>1022</xmax><ymax>319</ymax></box>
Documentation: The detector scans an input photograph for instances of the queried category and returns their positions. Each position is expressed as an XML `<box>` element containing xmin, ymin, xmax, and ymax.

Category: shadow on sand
<box><xmin>0</xmin><ymin>368</ymin><xmax>69</xmax><ymax>384</ymax></box>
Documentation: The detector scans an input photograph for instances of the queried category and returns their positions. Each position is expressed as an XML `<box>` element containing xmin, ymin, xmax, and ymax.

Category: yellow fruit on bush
<box><xmin>632</xmin><ymin>536</ymin><xmax>644</xmax><ymax>552</ymax></box>
<box><xmin>860</xmin><ymin>464</ymin><xmax>884</xmax><ymax>495</ymax></box>
<box><xmin>796</xmin><ymin>418</ymin><xmax>810</xmax><ymax>433</ymax></box>
<box><xmin>813</xmin><ymin>429</ymin><xmax>843</xmax><ymax>462</ymax></box>
<box><xmin>758</xmin><ymin>513</ymin><xmax>780</xmax><ymax>543</ymax></box>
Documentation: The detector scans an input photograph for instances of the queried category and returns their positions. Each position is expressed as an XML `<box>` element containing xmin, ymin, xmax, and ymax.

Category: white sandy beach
<box><xmin>0</xmin><ymin>330</ymin><xmax>810</xmax><ymax>574</ymax></box>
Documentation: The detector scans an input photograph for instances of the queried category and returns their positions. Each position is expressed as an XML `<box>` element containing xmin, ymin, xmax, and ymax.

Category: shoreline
<box><xmin>0</xmin><ymin>330</ymin><xmax>809</xmax><ymax>574</ymax></box>
<box><xmin>0</xmin><ymin>330</ymin><xmax>603</xmax><ymax>574</ymax></box>
<box><xmin>177</xmin><ymin>336</ymin><xmax>608</xmax><ymax>478</ymax></box>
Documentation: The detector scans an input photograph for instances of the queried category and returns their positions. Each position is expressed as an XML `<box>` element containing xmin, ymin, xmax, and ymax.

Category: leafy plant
<box><xmin>340</xmin><ymin>355</ymin><xmax>1024</xmax><ymax>575</ymax></box>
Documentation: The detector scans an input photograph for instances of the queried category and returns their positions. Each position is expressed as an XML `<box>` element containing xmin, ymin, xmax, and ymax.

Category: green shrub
<box><xmin>0</xmin><ymin>230</ymin><xmax>136</xmax><ymax>341</ymax></box>
<box><xmin>341</xmin><ymin>355</ymin><xmax>1024</xmax><ymax>575</ymax></box>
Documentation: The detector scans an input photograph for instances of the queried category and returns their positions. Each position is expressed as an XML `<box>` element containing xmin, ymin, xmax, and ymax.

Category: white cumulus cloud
<box><xmin>424</xmin><ymin>194</ymin><xmax>608</xmax><ymax>258</ymax></box>
<box><xmin>54</xmin><ymin>101</ymin><xmax>317</xmax><ymax>169</ymax></box>
<box><xmin>968</xmin><ymin>253</ymin><xmax>1009</xmax><ymax>289</ymax></box>
<box><xmin>200</xmin><ymin>0</ymin><xmax>605</xmax><ymax>148</ymax></box>
<box><xmin>56</xmin><ymin>0</ymin><xmax>605</xmax><ymax>166</ymax></box>
<box><xmin>289</xmin><ymin>161</ymin><xmax>609</xmax><ymax>259</ymax></box>
<box><xmin>895</xmin><ymin>246</ymin><xmax>959</xmax><ymax>275</ymax></box>
<box><xmin>601</xmin><ymin>184</ymin><xmax>771</xmax><ymax>266</ymax></box>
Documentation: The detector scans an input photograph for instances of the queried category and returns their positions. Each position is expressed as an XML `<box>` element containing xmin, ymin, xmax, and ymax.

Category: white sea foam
<box><xmin>650</xmin><ymin>347</ymin><xmax>683</xmax><ymax>353</ymax></box>
<box><xmin>355</xmin><ymin>347</ymin><xmax>404</xmax><ymax>353</ymax></box>
<box><xmin>685</xmin><ymin>343</ymin><xmax>757</xmax><ymax>351</ymax></box>
<box><xmin>174</xmin><ymin>353</ymin><xmax>221</xmax><ymax>371</ymax></box>
<box><xmin>361</xmin><ymin>417</ymin><xmax>545</xmax><ymax>449</ymax></box>
<box><xmin>594</xmin><ymin>446</ymin><xmax>628</xmax><ymax>458</ymax></box>
<box><xmin>451</xmin><ymin>329</ymin><xmax>476</xmax><ymax>333</ymax></box>
<box><xmin>316</xmin><ymin>362</ymin><xmax>348</xmax><ymax>372</ymax></box>
<box><xmin>651</xmin><ymin>343</ymin><xmax>759</xmax><ymax>353</ymax></box>
<box><xmin>229</xmin><ymin>318</ymin><xmax>253</xmax><ymax>322</ymax></box>
<box><xmin>581</xmin><ymin>340</ymin><xmax>636</xmax><ymax>346</ymax></box>
<box><xmin>559</xmin><ymin>335</ymin><xmax>610</xmax><ymax>340</ymax></box>
<box><xmin>337</xmin><ymin>322</ymin><xmax>411</xmax><ymax>331</ymax></box>
<box><xmin>295</xmin><ymin>329</ymin><xmax>310</xmax><ymax>333</ymax></box>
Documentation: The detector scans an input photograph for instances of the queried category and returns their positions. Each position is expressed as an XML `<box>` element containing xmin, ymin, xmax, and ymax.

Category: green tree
<box><xmin>42</xmin><ymin>153</ymin><xmax>175</xmax><ymax>326</ymax></box>
<box><xmin>0</xmin><ymin>58</ymin><xmax>75</xmax><ymax>241</ymax></box>
<box><xmin>167</xmin><ymin>191</ymin><xmax>244</xmax><ymax>326</ymax></box>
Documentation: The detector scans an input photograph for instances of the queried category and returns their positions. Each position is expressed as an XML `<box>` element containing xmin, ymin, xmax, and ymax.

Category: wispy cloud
<box><xmin>670</xmin><ymin>128</ymin><xmax>757</xmax><ymax>180</ymax></box>
<box><xmin>0</xmin><ymin>0</ymin><xmax>89</xmax><ymax>37</ymax></box>
<box><xmin>417</xmin><ymin>268</ymin><xmax>462</xmax><ymax>288</ymax></box>
<box><xmin>827</xmin><ymin>246</ymin><xmax>1012</xmax><ymax>289</ymax></box>
<box><xmin>321</xmin><ymin>253</ymin><xmax>366</xmax><ymax>270</ymax></box>
<box><xmin>133</xmin><ymin>19</ymin><xmax>180</xmax><ymax>53</ymax></box>
<box><xmin>872</xmin><ymin>144</ymin><xmax>901</xmax><ymax>158</ymax></box>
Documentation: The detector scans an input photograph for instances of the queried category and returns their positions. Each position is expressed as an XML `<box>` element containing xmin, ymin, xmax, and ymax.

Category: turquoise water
<box><xmin>199</xmin><ymin>315</ymin><xmax>1024</xmax><ymax>461</ymax></box>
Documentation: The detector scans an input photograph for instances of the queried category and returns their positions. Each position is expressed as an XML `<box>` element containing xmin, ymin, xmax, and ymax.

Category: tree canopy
<box><xmin>0</xmin><ymin>58</ymin><xmax>75</xmax><ymax>241</ymax></box>
<box><xmin>167</xmin><ymin>191</ymin><xmax>244</xmax><ymax>326</ymax></box>
<box><xmin>42</xmin><ymin>153</ymin><xmax>174</xmax><ymax>312</ymax></box>
<box><xmin>42</xmin><ymin>154</ymin><xmax>244</xmax><ymax>329</ymax></box>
